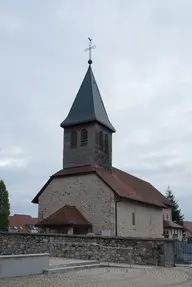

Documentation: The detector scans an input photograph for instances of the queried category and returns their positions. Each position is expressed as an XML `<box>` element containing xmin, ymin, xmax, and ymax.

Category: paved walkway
<box><xmin>1</xmin><ymin>266</ymin><xmax>192</xmax><ymax>287</ymax></box>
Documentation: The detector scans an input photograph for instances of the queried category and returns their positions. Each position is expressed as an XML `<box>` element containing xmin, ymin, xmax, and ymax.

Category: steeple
<box><xmin>60</xmin><ymin>65</ymin><xmax>115</xmax><ymax>132</ymax></box>
<box><xmin>61</xmin><ymin>39</ymin><xmax>115</xmax><ymax>171</ymax></box>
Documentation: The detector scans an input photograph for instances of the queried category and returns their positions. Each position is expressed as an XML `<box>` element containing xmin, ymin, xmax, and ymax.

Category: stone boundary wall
<box><xmin>0</xmin><ymin>232</ymin><xmax>174</xmax><ymax>266</ymax></box>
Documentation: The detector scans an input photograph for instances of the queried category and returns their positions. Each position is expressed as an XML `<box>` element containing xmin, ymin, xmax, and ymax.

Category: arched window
<box><xmin>105</xmin><ymin>134</ymin><xmax>109</xmax><ymax>153</ymax></box>
<box><xmin>70</xmin><ymin>131</ymin><xmax>77</xmax><ymax>148</ymax></box>
<box><xmin>99</xmin><ymin>131</ymin><xmax>103</xmax><ymax>149</ymax></box>
<box><xmin>81</xmin><ymin>129</ymin><xmax>88</xmax><ymax>146</ymax></box>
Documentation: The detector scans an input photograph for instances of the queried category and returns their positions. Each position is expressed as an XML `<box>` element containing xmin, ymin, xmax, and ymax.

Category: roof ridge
<box><xmin>89</xmin><ymin>66</ymin><xmax>96</xmax><ymax>118</ymax></box>
<box><xmin>90</xmin><ymin>66</ymin><xmax>110</xmax><ymax>124</ymax></box>
<box><xmin>13</xmin><ymin>214</ymin><xmax>32</xmax><ymax>217</ymax></box>
<box><xmin>112</xmin><ymin>166</ymin><xmax>150</xmax><ymax>185</ymax></box>
<box><xmin>53</xmin><ymin>165</ymin><xmax>95</xmax><ymax>176</ymax></box>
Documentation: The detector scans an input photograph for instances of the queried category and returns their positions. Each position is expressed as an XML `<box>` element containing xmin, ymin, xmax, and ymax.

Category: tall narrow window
<box><xmin>70</xmin><ymin>131</ymin><xmax>77</xmax><ymax>148</ymax></box>
<box><xmin>99</xmin><ymin>131</ymin><xmax>103</xmax><ymax>149</ymax></box>
<box><xmin>105</xmin><ymin>134</ymin><xmax>109</xmax><ymax>153</ymax></box>
<box><xmin>132</xmin><ymin>213</ymin><xmax>136</xmax><ymax>225</ymax></box>
<box><xmin>95</xmin><ymin>131</ymin><xmax>99</xmax><ymax>145</ymax></box>
<box><xmin>81</xmin><ymin>129</ymin><xmax>88</xmax><ymax>146</ymax></box>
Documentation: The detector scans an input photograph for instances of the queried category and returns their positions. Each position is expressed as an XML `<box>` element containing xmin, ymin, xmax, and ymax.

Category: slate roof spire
<box><xmin>60</xmin><ymin>39</ymin><xmax>115</xmax><ymax>132</ymax></box>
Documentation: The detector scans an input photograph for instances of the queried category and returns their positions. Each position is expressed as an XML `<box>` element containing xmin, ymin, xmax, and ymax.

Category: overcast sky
<box><xmin>0</xmin><ymin>1</ymin><xmax>192</xmax><ymax>219</ymax></box>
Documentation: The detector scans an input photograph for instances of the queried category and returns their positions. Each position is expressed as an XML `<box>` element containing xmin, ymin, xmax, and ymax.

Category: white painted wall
<box><xmin>163</xmin><ymin>208</ymin><xmax>172</xmax><ymax>221</ymax></box>
<box><xmin>117</xmin><ymin>201</ymin><xmax>163</xmax><ymax>238</ymax></box>
<box><xmin>0</xmin><ymin>253</ymin><xmax>49</xmax><ymax>278</ymax></box>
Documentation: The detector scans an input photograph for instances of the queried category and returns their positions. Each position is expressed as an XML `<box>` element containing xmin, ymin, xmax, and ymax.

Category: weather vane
<box><xmin>85</xmin><ymin>37</ymin><xmax>96</xmax><ymax>65</ymax></box>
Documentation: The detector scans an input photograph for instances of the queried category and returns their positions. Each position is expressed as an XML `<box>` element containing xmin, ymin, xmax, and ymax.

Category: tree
<box><xmin>165</xmin><ymin>185</ymin><xmax>184</xmax><ymax>225</ymax></box>
<box><xmin>0</xmin><ymin>179</ymin><xmax>10</xmax><ymax>231</ymax></box>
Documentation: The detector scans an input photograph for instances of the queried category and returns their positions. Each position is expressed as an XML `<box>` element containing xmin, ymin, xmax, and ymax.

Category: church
<box><xmin>32</xmin><ymin>41</ymin><xmax>173</xmax><ymax>238</ymax></box>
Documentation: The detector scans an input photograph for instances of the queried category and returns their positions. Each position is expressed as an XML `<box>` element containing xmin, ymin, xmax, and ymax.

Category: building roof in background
<box><xmin>8</xmin><ymin>214</ymin><xmax>38</xmax><ymax>233</ymax></box>
<box><xmin>36</xmin><ymin>205</ymin><xmax>91</xmax><ymax>227</ymax></box>
<box><xmin>32</xmin><ymin>165</ymin><xmax>172</xmax><ymax>208</ymax></box>
<box><xmin>184</xmin><ymin>221</ymin><xmax>192</xmax><ymax>232</ymax></box>
<box><xmin>60</xmin><ymin>65</ymin><xmax>115</xmax><ymax>132</ymax></box>
<box><xmin>163</xmin><ymin>220</ymin><xmax>184</xmax><ymax>229</ymax></box>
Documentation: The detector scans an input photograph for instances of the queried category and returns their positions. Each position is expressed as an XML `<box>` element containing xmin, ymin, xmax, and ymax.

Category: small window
<box><xmin>99</xmin><ymin>131</ymin><xmax>103</xmax><ymax>149</ymax></box>
<box><xmin>81</xmin><ymin>129</ymin><xmax>88</xmax><ymax>146</ymax></box>
<box><xmin>70</xmin><ymin>131</ymin><xmax>77</xmax><ymax>148</ymax></box>
<box><xmin>105</xmin><ymin>134</ymin><xmax>109</xmax><ymax>153</ymax></box>
<box><xmin>132</xmin><ymin>213</ymin><xmax>135</xmax><ymax>225</ymax></box>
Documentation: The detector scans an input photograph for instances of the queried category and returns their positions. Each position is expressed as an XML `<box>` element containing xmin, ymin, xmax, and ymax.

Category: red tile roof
<box><xmin>184</xmin><ymin>221</ymin><xmax>192</xmax><ymax>232</ymax></box>
<box><xmin>32</xmin><ymin>165</ymin><xmax>171</xmax><ymax>208</ymax></box>
<box><xmin>36</xmin><ymin>205</ymin><xmax>91</xmax><ymax>227</ymax></box>
<box><xmin>8</xmin><ymin>214</ymin><xmax>38</xmax><ymax>233</ymax></box>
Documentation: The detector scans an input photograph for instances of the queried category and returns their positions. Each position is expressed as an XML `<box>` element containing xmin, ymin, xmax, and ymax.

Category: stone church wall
<box><xmin>0</xmin><ymin>232</ymin><xmax>175</xmax><ymax>267</ymax></box>
<box><xmin>38</xmin><ymin>173</ymin><xmax>115</xmax><ymax>235</ymax></box>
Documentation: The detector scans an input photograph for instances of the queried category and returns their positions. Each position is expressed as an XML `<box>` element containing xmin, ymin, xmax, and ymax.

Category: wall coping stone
<box><xmin>0</xmin><ymin>253</ymin><xmax>50</xmax><ymax>259</ymax></box>
<box><xmin>0</xmin><ymin>231</ymin><xmax>173</xmax><ymax>242</ymax></box>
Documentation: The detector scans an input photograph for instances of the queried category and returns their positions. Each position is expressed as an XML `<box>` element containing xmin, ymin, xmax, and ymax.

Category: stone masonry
<box><xmin>0</xmin><ymin>232</ymin><xmax>175</xmax><ymax>267</ymax></box>
<box><xmin>38</xmin><ymin>173</ymin><xmax>115</xmax><ymax>235</ymax></box>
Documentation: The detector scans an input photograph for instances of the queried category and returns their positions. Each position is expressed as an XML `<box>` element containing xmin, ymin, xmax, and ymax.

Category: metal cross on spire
<box><xmin>85</xmin><ymin>37</ymin><xmax>96</xmax><ymax>65</ymax></box>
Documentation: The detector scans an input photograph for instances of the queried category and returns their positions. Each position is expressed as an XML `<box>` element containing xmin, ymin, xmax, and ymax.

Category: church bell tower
<box><xmin>60</xmin><ymin>39</ymin><xmax>115</xmax><ymax>171</ymax></box>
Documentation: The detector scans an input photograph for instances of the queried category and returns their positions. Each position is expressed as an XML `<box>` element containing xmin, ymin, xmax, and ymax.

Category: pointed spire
<box><xmin>60</xmin><ymin>65</ymin><xmax>115</xmax><ymax>132</ymax></box>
